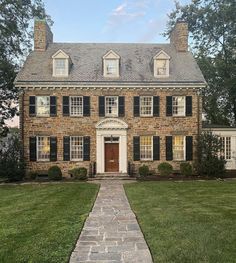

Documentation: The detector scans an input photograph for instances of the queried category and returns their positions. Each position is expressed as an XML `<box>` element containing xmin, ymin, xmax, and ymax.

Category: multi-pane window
<box><xmin>105</xmin><ymin>96</ymin><xmax>118</xmax><ymax>117</ymax></box>
<box><xmin>54</xmin><ymin>59</ymin><xmax>67</xmax><ymax>76</ymax></box>
<box><xmin>106</xmin><ymin>59</ymin><xmax>118</xmax><ymax>76</ymax></box>
<box><xmin>156</xmin><ymin>59</ymin><xmax>167</xmax><ymax>75</ymax></box>
<box><xmin>140</xmin><ymin>136</ymin><xmax>153</xmax><ymax>160</ymax></box>
<box><xmin>70</xmin><ymin>136</ymin><xmax>83</xmax><ymax>161</ymax></box>
<box><xmin>70</xmin><ymin>96</ymin><xmax>83</xmax><ymax>116</ymax></box>
<box><xmin>173</xmin><ymin>136</ymin><xmax>185</xmax><ymax>160</ymax></box>
<box><xmin>37</xmin><ymin>136</ymin><xmax>50</xmax><ymax>161</ymax></box>
<box><xmin>173</xmin><ymin>96</ymin><xmax>185</xmax><ymax>116</ymax></box>
<box><xmin>36</xmin><ymin>96</ymin><xmax>50</xmax><ymax>116</ymax></box>
<box><xmin>140</xmin><ymin>96</ymin><xmax>153</xmax><ymax>116</ymax></box>
<box><xmin>221</xmin><ymin>137</ymin><xmax>231</xmax><ymax>160</ymax></box>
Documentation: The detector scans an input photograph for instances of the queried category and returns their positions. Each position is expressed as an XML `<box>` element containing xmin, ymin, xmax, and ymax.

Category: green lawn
<box><xmin>125</xmin><ymin>181</ymin><xmax>236</xmax><ymax>263</ymax></box>
<box><xmin>0</xmin><ymin>183</ymin><xmax>99</xmax><ymax>263</ymax></box>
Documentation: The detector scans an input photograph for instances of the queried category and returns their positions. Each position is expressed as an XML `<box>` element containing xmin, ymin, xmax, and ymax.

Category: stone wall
<box><xmin>22</xmin><ymin>88</ymin><xmax>201</xmax><ymax>177</ymax></box>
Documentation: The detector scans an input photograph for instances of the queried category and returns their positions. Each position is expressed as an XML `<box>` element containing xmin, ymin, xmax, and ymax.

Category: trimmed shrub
<box><xmin>48</xmin><ymin>166</ymin><xmax>62</xmax><ymax>180</ymax></box>
<box><xmin>27</xmin><ymin>171</ymin><xmax>38</xmax><ymax>180</ymax></box>
<box><xmin>180</xmin><ymin>162</ymin><xmax>193</xmax><ymax>176</ymax></box>
<box><xmin>69</xmin><ymin>167</ymin><xmax>87</xmax><ymax>180</ymax></box>
<box><xmin>158</xmin><ymin>162</ymin><xmax>173</xmax><ymax>176</ymax></box>
<box><xmin>139</xmin><ymin>165</ymin><xmax>149</xmax><ymax>177</ymax></box>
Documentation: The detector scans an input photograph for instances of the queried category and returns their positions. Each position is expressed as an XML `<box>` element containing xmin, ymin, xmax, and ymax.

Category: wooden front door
<box><xmin>105</xmin><ymin>143</ymin><xmax>119</xmax><ymax>172</ymax></box>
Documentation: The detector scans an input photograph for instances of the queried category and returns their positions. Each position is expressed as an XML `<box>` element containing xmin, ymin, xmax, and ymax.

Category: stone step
<box><xmin>88</xmin><ymin>174</ymin><xmax>135</xmax><ymax>180</ymax></box>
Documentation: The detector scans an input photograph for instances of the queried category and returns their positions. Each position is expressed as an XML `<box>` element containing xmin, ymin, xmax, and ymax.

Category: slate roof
<box><xmin>15</xmin><ymin>43</ymin><xmax>206</xmax><ymax>86</ymax></box>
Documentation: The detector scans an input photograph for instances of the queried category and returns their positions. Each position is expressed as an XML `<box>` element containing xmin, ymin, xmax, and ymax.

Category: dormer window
<box><xmin>156</xmin><ymin>59</ymin><xmax>167</xmax><ymax>75</ymax></box>
<box><xmin>103</xmin><ymin>50</ymin><xmax>120</xmax><ymax>77</ymax></box>
<box><xmin>106</xmin><ymin>59</ymin><xmax>118</xmax><ymax>75</ymax></box>
<box><xmin>52</xmin><ymin>49</ymin><xmax>70</xmax><ymax>77</ymax></box>
<box><xmin>54</xmin><ymin>59</ymin><xmax>67</xmax><ymax>76</ymax></box>
<box><xmin>153</xmin><ymin>50</ymin><xmax>170</xmax><ymax>78</ymax></box>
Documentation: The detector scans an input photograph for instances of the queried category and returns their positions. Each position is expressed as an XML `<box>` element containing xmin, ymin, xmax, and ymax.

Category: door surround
<box><xmin>96</xmin><ymin>118</ymin><xmax>128</xmax><ymax>174</ymax></box>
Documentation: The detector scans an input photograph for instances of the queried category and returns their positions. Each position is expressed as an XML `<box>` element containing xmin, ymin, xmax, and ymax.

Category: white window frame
<box><xmin>221</xmin><ymin>137</ymin><xmax>231</xmax><ymax>160</ymax></box>
<box><xmin>156</xmin><ymin>59</ymin><xmax>168</xmax><ymax>76</ymax></box>
<box><xmin>105</xmin><ymin>96</ymin><xmax>118</xmax><ymax>117</ymax></box>
<box><xmin>172</xmin><ymin>96</ymin><xmax>186</xmax><ymax>117</ymax></box>
<box><xmin>140</xmin><ymin>136</ymin><xmax>153</xmax><ymax>161</ymax></box>
<box><xmin>105</xmin><ymin>59</ymin><xmax>119</xmax><ymax>76</ymax></box>
<box><xmin>140</xmin><ymin>96</ymin><xmax>153</xmax><ymax>117</ymax></box>
<box><xmin>53</xmin><ymin>58</ymin><xmax>69</xmax><ymax>77</ymax></box>
<box><xmin>36</xmin><ymin>96</ymin><xmax>50</xmax><ymax>117</ymax></box>
<box><xmin>173</xmin><ymin>135</ymin><xmax>185</xmax><ymax>161</ymax></box>
<box><xmin>70</xmin><ymin>96</ymin><xmax>83</xmax><ymax>117</ymax></box>
<box><xmin>70</xmin><ymin>136</ymin><xmax>83</xmax><ymax>161</ymax></box>
<box><xmin>36</xmin><ymin>136</ymin><xmax>50</xmax><ymax>162</ymax></box>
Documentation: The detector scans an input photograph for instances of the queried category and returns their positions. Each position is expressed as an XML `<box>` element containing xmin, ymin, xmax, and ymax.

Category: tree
<box><xmin>0</xmin><ymin>0</ymin><xmax>52</xmax><ymax>136</ymax></box>
<box><xmin>0</xmin><ymin>128</ymin><xmax>25</xmax><ymax>181</ymax></box>
<box><xmin>165</xmin><ymin>0</ymin><xmax>236</xmax><ymax>125</ymax></box>
<box><xmin>196</xmin><ymin>131</ymin><xmax>226</xmax><ymax>177</ymax></box>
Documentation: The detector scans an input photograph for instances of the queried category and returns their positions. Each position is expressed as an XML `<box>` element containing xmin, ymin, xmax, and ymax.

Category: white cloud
<box><xmin>103</xmin><ymin>1</ymin><xmax>148</xmax><ymax>32</ymax></box>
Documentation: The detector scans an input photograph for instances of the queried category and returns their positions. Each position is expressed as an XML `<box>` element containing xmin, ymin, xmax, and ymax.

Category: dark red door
<box><xmin>105</xmin><ymin>143</ymin><xmax>119</xmax><ymax>172</ymax></box>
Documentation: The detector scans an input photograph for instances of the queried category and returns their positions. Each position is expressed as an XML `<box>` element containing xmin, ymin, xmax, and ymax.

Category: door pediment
<box><xmin>95</xmin><ymin>118</ymin><xmax>128</xmax><ymax>130</ymax></box>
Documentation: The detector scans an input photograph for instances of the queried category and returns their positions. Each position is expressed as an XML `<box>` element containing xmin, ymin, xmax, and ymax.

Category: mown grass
<box><xmin>0</xmin><ymin>183</ymin><xmax>99</xmax><ymax>263</ymax></box>
<box><xmin>125</xmin><ymin>181</ymin><xmax>236</xmax><ymax>263</ymax></box>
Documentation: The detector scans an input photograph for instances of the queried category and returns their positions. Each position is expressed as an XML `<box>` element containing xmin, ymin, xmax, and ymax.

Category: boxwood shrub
<box><xmin>48</xmin><ymin>166</ymin><xmax>62</xmax><ymax>180</ymax></box>
<box><xmin>180</xmin><ymin>162</ymin><xmax>193</xmax><ymax>176</ymax></box>
<box><xmin>139</xmin><ymin>165</ymin><xmax>149</xmax><ymax>177</ymax></box>
<box><xmin>69</xmin><ymin>167</ymin><xmax>87</xmax><ymax>180</ymax></box>
<box><xmin>158</xmin><ymin>162</ymin><xmax>173</xmax><ymax>176</ymax></box>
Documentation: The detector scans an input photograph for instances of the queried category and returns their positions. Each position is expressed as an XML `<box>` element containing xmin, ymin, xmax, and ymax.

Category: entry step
<box><xmin>88</xmin><ymin>173</ymin><xmax>135</xmax><ymax>180</ymax></box>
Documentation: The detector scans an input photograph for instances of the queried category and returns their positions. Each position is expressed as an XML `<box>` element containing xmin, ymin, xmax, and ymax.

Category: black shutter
<box><xmin>99</xmin><ymin>96</ymin><xmax>105</xmax><ymax>117</ymax></box>
<box><xmin>153</xmin><ymin>96</ymin><xmax>160</xmax><ymax>117</ymax></box>
<box><xmin>83</xmin><ymin>136</ymin><xmax>90</xmax><ymax>161</ymax></box>
<box><xmin>166</xmin><ymin>136</ymin><xmax>173</xmax><ymax>161</ymax></box>
<box><xmin>63</xmin><ymin>136</ymin><xmax>70</xmax><ymax>161</ymax></box>
<box><xmin>83</xmin><ymin>96</ymin><xmax>90</xmax><ymax>116</ymax></box>
<box><xmin>133</xmin><ymin>136</ymin><xmax>140</xmax><ymax>161</ymax></box>
<box><xmin>50</xmin><ymin>96</ymin><xmax>57</xmax><ymax>117</ymax></box>
<box><xmin>166</xmin><ymin>96</ymin><xmax>173</xmax><ymax>116</ymax></box>
<box><xmin>50</xmin><ymin>137</ymin><xmax>57</xmax><ymax>161</ymax></box>
<box><xmin>133</xmin><ymin>97</ymin><xmax>140</xmax><ymax>117</ymax></box>
<box><xmin>153</xmin><ymin>136</ymin><xmax>160</xmax><ymax>160</ymax></box>
<box><xmin>186</xmin><ymin>136</ymin><xmax>193</xmax><ymax>161</ymax></box>
<box><xmin>186</xmin><ymin>96</ymin><xmax>192</xmax><ymax>116</ymax></box>
<box><xmin>63</xmin><ymin>96</ymin><xmax>70</xmax><ymax>116</ymax></box>
<box><xmin>118</xmin><ymin>96</ymin><xmax>125</xmax><ymax>117</ymax></box>
<box><xmin>29</xmin><ymin>96</ymin><xmax>36</xmax><ymax>116</ymax></box>
<box><xmin>29</xmin><ymin>136</ymin><xmax>37</xmax><ymax>161</ymax></box>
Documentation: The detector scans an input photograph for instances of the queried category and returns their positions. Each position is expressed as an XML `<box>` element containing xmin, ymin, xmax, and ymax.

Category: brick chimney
<box><xmin>170</xmin><ymin>20</ymin><xmax>188</xmax><ymax>52</ymax></box>
<box><xmin>34</xmin><ymin>19</ymin><xmax>53</xmax><ymax>51</ymax></box>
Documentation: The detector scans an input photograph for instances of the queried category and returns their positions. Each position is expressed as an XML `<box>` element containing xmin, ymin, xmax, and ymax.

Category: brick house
<box><xmin>15</xmin><ymin>19</ymin><xmax>206</xmax><ymax>177</ymax></box>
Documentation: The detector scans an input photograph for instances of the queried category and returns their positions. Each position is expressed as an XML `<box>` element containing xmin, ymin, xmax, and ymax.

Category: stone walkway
<box><xmin>70</xmin><ymin>180</ymin><xmax>153</xmax><ymax>263</ymax></box>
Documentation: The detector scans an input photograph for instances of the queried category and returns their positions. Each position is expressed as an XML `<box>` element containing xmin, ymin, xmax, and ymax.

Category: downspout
<box><xmin>20</xmin><ymin>89</ymin><xmax>24</xmax><ymax>161</ymax></box>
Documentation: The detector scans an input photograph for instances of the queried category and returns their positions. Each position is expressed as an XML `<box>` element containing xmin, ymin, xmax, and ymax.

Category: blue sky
<box><xmin>44</xmin><ymin>0</ymin><xmax>190</xmax><ymax>43</ymax></box>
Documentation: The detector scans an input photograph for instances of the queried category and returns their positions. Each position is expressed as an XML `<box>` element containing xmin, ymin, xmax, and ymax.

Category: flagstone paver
<box><xmin>70</xmin><ymin>180</ymin><xmax>153</xmax><ymax>263</ymax></box>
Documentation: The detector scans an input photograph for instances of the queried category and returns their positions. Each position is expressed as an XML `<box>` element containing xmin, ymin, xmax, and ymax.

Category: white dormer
<box><xmin>103</xmin><ymin>50</ymin><xmax>120</xmax><ymax>78</ymax></box>
<box><xmin>153</xmin><ymin>50</ymin><xmax>170</xmax><ymax>78</ymax></box>
<box><xmin>52</xmin><ymin>49</ymin><xmax>70</xmax><ymax>77</ymax></box>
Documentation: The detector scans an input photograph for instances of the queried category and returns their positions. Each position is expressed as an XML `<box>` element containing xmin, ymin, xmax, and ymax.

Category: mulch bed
<box><xmin>136</xmin><ymin>172</ymin><xmax>236</xmax><ymax>181</ymax></box>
